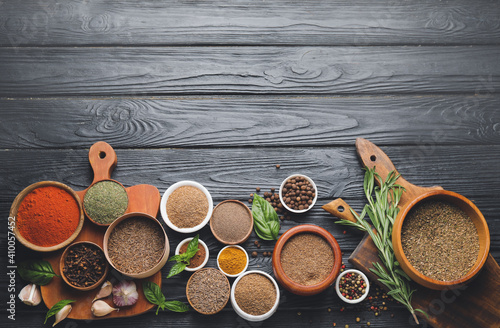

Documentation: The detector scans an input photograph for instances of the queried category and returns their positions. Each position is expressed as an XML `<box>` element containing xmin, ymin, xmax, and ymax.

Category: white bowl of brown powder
<box><xmin>160</xmin><ymin>181</ymin><xmax>213</xmax><ymax>233</ymax></box>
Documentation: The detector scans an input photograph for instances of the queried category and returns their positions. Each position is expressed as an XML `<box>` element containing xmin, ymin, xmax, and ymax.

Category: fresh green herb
<box><xmin>44</xmin><ymin>299</ymin><xmax>75</xmax><ymax>324</ymax></box>
<box><xmin>142</xmin><ymin>281</ymin><xmax>189</xmax><ymax>314</ymax></box>
<box><xmin>19</xmin><ymin>260</ymin><xmax>59</xmax><ymax>286</ymax></box>
<box><xmin>335</xmin><ymin>168</ymin><xmax>427</xmax><ymax>324</ymax></box>
<box><xmin>252</xmin><ymin>194</ymin><xmax>280</xmax><ymax>240</ymax></box>
<box><xmin>166</xmin><ymin>235</ymin><xmax>199</xmax><ymax>278</ymax></box>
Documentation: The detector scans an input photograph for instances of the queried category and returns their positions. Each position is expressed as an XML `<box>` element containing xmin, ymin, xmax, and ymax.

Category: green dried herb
<box><xmin>335</xmin><ymin>168</ymin><xmax>427</xmax><ymax>324</ymax></box>
<box><xmin>252</xmin><ymin>194</ymin><xmax>280</xmax><ymax>240</ymax></box>
<box><xmin>83</xmin><ymin>180</ymin><xmax>128</xmax><ymax>224</ymax></box>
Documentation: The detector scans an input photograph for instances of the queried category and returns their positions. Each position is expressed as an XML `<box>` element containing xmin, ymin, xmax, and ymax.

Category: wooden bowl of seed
<box><xmin>393</xmin><ymin>190</ymin><xmax>490</xmax><ymax>290</ymax></box>
<box><xmin>272</xmin><ymin>224</ymin><xmax>342</xmax><ymax>296</ymax></box>
<box><xmin>60</xmin><ymin>241</ymin><xmax>109</xmax><ymax>291</ymax></box>
<box><xmin>103</xmin><ymin>212</ymin><xmax>169</xmax><ymax>279</ymax></box>
<box><xmin>186</xmin><ymin>268</ymin><xmax>230</xmax><ymax>315</ymax></box>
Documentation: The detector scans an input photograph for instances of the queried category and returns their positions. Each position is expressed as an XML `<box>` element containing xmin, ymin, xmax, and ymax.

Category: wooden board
<box><xmin>323</xmin><ymin>139</ymin><xmax>500</xmax><ymax>328</ymax></box>
<box><xmin>1</xmin><ymin>0</ymin><xmax>499</xmax><ymax>46</ymax></box>
<box><xmin>40</xmin><ymin>141</ymin><xmax>162</xmax><ymax>320</ymax></box>
<box><xmin>1</xmin><ymin>46</ymin><xmax>500</xmax><ymax>97</ymax></box>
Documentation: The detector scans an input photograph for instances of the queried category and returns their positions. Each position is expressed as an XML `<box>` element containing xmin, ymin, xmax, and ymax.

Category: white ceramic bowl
<box><xmin>279</xmin><ymin>174</ymin><xmax>318</xmax><ymax>213</ymax></box>
<box><xmin>231</xmin><ymin>270</ymin><xmax>280</xmax><ymax>322</ymax></box>
<box><xmin>160</xmin><ymin>180</ymin><xmax>213</xmax><ymax>233</ymax></box>
<box><xmin>217</xmin><ymin>245</ymin><xmax>249</xmax><ymax>278</ymax></box>
<box><xmin>335</xmin><ymin>269</ymin><xmax>370</xmax><ymax>304</ymax></box>
<box><xmin>175</xmin><ymin>238</ymin><xmax>209</xmax><ymax>272</ymax></box>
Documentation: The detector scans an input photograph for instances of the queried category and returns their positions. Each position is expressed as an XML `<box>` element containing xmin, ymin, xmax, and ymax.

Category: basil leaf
<box><xmin>167</xmin><ymin>255</ymin><xmax>184</xmax><ymax>262</ymax></box>
<box><xmin>181</xmin><ymin>249</ymin><xmax>199</xmax><ymax>262</ymax></box>
<box><xmin>18</xmin><ymin>260</ymin><xmax>58</xmax><ymax>286</ymax></box>
<box><xmin>44</xmin><ymin>300</ymin><xmax>75</xmax><ymax>324</ymax></box>
<box><xmin>186</xmin><ymin>235</ymin><xmax>199</xmax><ymax>254</ymax></box>
<box><xmin>167</xmin><ymin>262</ymin><xmax>187</xmax><ymax>279</ymax></box>
<box><xmin>142</xmin><ymin>281</ymin><xmax>165</xmax><ymax>306</ymax></box>
<box><xmin>163</xmin><ymin>301</ymin><xmax>189</xmax><ymax>313</ymax></box>
<box><xmin>252</xmin><ymin>194</ymin><xmax>280</xmax><ymax>240</ymax></box>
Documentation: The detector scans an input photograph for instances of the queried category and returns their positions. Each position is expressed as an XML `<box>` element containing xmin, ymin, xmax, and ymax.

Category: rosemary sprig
<box><xmin>336</xmin><ymin>167</ymin><xmax>427</xmax><ymax>324</ymax></box>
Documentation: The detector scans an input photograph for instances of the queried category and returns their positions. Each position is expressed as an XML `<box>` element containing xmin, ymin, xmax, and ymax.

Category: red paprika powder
<box><xmin>16</xmin><ymin>186</ymin><xmax>80</xmax><ymax>247</ymax></box>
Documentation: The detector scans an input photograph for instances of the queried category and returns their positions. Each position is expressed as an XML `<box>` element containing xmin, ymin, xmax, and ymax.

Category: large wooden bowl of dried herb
<box><xmin>272</xmin><ymin>224</ymin><xmax>342</xmax><ymax>296</ymax></box>
<box><xmin>393</xmin><ymin>190</ymin><xmax>490</xmax><ymax>290</ymax></box>
<box><xmin>103</xmin><ymin>212</ymin><xmax>169</xmax><ymax>279</ymax></box>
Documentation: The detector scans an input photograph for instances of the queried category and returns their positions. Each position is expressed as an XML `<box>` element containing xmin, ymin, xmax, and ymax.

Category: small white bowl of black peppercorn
<box><xmin>279</xmin><ymin>174</ymin><xmax>317</xmax><ymax>213</ymax></box>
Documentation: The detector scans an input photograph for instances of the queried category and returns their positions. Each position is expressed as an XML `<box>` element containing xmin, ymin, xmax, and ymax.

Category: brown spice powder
<box><xmin>401</xmin><ymin>200</ymin><xmax>480</xmax><ymax>281</ymax></box>
<box><xmin>234</xmin><ymin>273</ymin><xmax>276</xmax><ymax>316</ymax></box>
<box><xmin>166</xmin><ymin>186</ymin><xmax>208</xmax><ymax>228</ymax></box>
<box><xmin>108</xmin><ymin>217</ymin><xmax>165</xmax><ymax>274</ymax></box>
<box><xmin>280</xmin><ymin>233</ymin><xmax>334</xmax><ymax>286</ymax></box>
<box><xmin>187</xmin><ymin>268</ymin><xmax>229</xmax><ymax>314</ymax></box>
<box><xmin>211</xmin><ymin>201</ymin><xmax>252</xmax><ymax>243</ymax></box>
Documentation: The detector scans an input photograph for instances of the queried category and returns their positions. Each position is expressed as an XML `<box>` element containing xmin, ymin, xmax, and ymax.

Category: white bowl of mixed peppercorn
<box><xmin>279</xmin><ymin>174</ymin><xmax>317</xmax><ymax>213</ymax></box>
<box><xmin>335</xmin><ymin>269</ymin><xmax>370</xmax><ymax>304</ymax></box>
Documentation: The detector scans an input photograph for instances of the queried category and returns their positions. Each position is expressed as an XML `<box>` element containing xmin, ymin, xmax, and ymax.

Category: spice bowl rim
<box><xmin>160</xmin><ymin>180</ymin><xmax>214</xmax><ymax>233</ymax></box>
<box><xmin>230</xmin><ymin>270</ymin><xmax>280</xmax><ymax>322</ymax></box>
<box><xmin>335</xmin><ymin>269</ymin><xmax>370</xmax><ymax>304</ymax></box>
<box><xmin>217</xmin><ymin>245</ymin><xmax>249</xmax><ymax>278</ymax></box>
<box><xmin>272</xmin><ymin>224</ymin><xmax>342</xmax><ymax>296</ymax></box>
<box><xmin>82</xmin><ymin>178</ymin><xmax>129</xmax><ymax>227</ymax></box>
<box><xmin>210</xmin><ymin>199</ymin><xmax>254</xmax><ymax>245</ymax></box>
<box><xmin>279</xmin><ymin>174</ymin><xmax>318</xmax><ymax>214</ymax></box>
<box><xmin>392</xmin><ymin>190</ymin><xmax>491</xmax><ymax>290</ymax></box>
<box><xmin>10</xmin><ymin>180</ymin><xmax>85</xmax><ymax>253</ymax></box>
<box><xmin>175</xmin><ymin>238</ymin><xmax>209</xmax><ymax>272</ymax></box>
<box><xmin>103</xmin><ymin>212</ymin><xmax>170</xmax><ymax>279</ymax></box>
<box><xmin>186</xmin><ymin>267</ymin><xmax>231</xmax><ymax>315</ymax></box>
<box><xmin>59</xmin><ymin>241</ymin><xmax>110</xmax><ymax>291</ymax></box>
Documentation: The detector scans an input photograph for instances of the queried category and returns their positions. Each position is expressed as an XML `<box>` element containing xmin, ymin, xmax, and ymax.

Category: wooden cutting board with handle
<box><xmin>41</xmin><ymin>141</ymin><xmax>162</xmax><ymax>320</ymax></box>
<box><xmin>323</xmin><ymin>138</ymin><xmax>500</xmax><ymax>328</ymax></box>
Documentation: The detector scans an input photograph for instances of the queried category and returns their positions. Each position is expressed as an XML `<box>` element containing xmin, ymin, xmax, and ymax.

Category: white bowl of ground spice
<box><xmin>175</xmin><ymin>238</ymin><xmax>209</xmax><ymax>272</ymax></box>
<box><xmin>231</xmin><ymin>270</ymin><xmax>280</xmax><ymax>322</ymax></box>
<box><xmin>160</xmin><ymin>181</ymin><xmax>213</xmax><ymax>233</ymax></box>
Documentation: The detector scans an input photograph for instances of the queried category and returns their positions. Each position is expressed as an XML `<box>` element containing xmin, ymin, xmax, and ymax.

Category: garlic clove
<box><xmin>112</xmin><ymin>280</ymin><xmax>139</xmax><ymax>307</ymax></box>
<box><xmin>93</xmin><ymin>281</ymin><xmax>112</xmax><ymax>302</ymax></box>
<box><xmin>91</xmin><ymin>300</ymin><xmax>119</xmax><ymax>317</ymax></box>
<box><xmin>53</xmin><ymin>304</ymin><xmax>72</xmax><ymax>327</ymax></box>
<box><xmin>18</xmin><ymin>284</ymin><xmax>42</xmax><ymax>306</ymax></box>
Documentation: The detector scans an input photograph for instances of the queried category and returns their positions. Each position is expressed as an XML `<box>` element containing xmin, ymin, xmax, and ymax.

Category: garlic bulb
<box><xmin>93</xmin><ymin>281</ymin><xmax>112</xmax><ymax>302</ymax></box>
<box><xmin>91</xmin><ymin>300</ymin><xmax>119</xmax><ymax>317</ymax></box>
<box><xmin>53</xmin><ymin>304</ymin><xmax>72</xmax><ymax>327</ymax></box>
<box><xmin>18</xmin><ymin>284</ymin><xmax>42</xmax><ymax>306</ymax></box>
<box><xmin>112</xmin><ymin>280</ymin><xmax>138</xmax><ymax>307</ymax></box>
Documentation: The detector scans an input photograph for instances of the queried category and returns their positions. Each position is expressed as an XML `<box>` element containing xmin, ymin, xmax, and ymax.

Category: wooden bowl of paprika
<box><xmin>10</xmin><ymin>181</ymin><xmax>85</xmax><ymax>252</ymax></box>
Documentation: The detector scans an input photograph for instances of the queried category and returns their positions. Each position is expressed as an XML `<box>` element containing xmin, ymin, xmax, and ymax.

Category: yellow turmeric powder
<box><xmin>218</xmin><ymin>247</ymin><xmax>247</xmax><ymax>275</ymax></box>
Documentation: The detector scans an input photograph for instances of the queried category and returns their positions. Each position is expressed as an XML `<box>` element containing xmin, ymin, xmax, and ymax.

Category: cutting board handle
<box><xmin>88</xmin><ymin>141</ymin><xmax>117</xmax><ymax>184</ymax></box>
<box><xmin>322</xmin><ymin>198</ymin><xmax>360</xmax><ymax>223</ymax></box>
<box><xmin>355</xmin><ymin>138</ymin><xmax>443</xmax><ymax>208</ymax></box>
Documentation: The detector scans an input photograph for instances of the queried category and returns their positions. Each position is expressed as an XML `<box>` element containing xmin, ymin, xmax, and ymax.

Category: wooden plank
<box><xmin>0</xmin><ymin>0</ymin><xmax>499</xmax><ymax>46</ymax></box>
<box><xmin>1</xmin><ymin>96</ymin><xmax>500</xmax><ymax>148</ymax></box>
<box><xmin>1</xmin><ymin>46</ymin><xmax>499</xmax><ymax>97</ymax></box>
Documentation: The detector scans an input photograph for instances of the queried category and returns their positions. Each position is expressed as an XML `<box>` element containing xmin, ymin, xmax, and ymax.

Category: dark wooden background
<box><xmin>0</xmin><ymin>1</ymin><xmax>499</xmax><ymax>327</ymax></box>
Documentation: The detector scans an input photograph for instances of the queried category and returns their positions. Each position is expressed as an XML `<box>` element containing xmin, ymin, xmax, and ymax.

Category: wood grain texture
<box><xmin>0</xmin><ymin>0</ymin><xmax>499</xmax><ymax>46</ymax></box>
<box><xmin>1</xmin><ymin>46</ymin><xmax>500</xmax><ymax>97</ymax></box>
<box><xmin>1</xmin><ymin>95</ymin><xmax>500</xmax><ymax>148</ymax></box>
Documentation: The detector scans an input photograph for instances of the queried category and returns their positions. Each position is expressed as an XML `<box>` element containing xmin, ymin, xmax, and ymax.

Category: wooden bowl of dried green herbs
<box><xmin>393</xmin><ymin>190</ymin><xmax>490</xmax><ymax>290</ymax></box>
<box><xmin>103</xmin><ymin>212</ymin><xmax>169</xmax><ymax>279</ymax></box>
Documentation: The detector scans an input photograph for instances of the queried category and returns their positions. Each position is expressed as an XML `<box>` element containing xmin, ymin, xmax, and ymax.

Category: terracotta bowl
<box><xmin>210</xmin><ymin>200</ymin><xmax>253</xmax><ymax>245</ymax></box>
<box><xmin>272</xmin><ymin>224</ymin><xmax>342</xmax><ymax>296</ymax></box>
<box><xmin>10</xmin><ymin>181</ymin><xmax>85</xmax><ymax>252</ymax></box>
<box><xmin>60</xmin><ymin>241</ymin><xmax>109</xmax><ymax>291</ymax></box>
<box><xmin>103</xmin><ymin>212</ymin><xmax>169</xmax><ymax>279</ymax></box>
<box><xmin>83</xmin><ymin>179</ymin><xmax>129</xmax><ymax>226</ymax></box>
<box><xmin>393</xmin><ymin>190</ymin><xmax>490</xmax><ymax>290</ymax></box>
